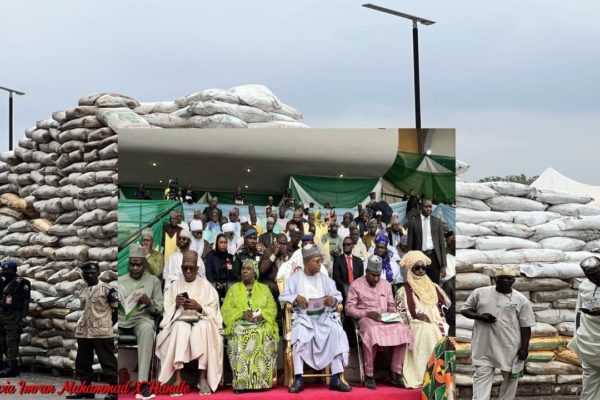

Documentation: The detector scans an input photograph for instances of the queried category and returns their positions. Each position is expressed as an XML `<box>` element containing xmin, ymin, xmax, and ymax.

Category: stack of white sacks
<box><xmin>0</xmin><ymin>85</ymin><xmax>306</xmax><ymax>372</ymax></box>
<box><xmin>454</xmin><ymin>180</ymin><xmax>600</xmax><ymax>387</ymax></box>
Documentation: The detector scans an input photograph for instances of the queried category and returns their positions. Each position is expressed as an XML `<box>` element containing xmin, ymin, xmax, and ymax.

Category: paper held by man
<box><xmin>118</xmin><ymin>287</ymin><xmax>145</xmax><ymax>320</ymax></box>
<box><xmin>380</xmin><ymin>312</ymin><xmax>402</xmax><ymax>324</ymax></box>
<box><xmin>307</xmin><ymin>296</ymin><xmax>327</xmax><ymax>316</ymax></box>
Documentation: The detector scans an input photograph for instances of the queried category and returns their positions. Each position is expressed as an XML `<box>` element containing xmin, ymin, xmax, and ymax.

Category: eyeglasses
<box><xmin>412</xmin><ymin>266</ymin><xmax>427</xmax><ymax>272</ymax></box>
<box><xmin>182</xmin><ymin>267</ymin><xmax>197</xmax><ymax>272</ymax></box>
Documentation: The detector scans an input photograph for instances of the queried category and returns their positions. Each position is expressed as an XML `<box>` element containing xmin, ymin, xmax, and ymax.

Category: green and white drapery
<box><xmin>117</xmin><ymin>200</ymin><xmax>182</xmax><ymax>276</ymax></box>
<box><xmin>289</xmin><ymin>175</ymin><xmax>382</xmax><ymax>209</ymax></box>
<box><xmin>384</xmin><ymin>152</ymin><xmax>456</xmax><ymax>201</ymax></box>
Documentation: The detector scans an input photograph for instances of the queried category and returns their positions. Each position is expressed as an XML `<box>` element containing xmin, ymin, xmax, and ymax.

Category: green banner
<box><xmin>290</xmin><ymin>175</ymin><xmax>379</xmax><ymax>208</ymax></box>
<box><xmin>384</xmin><ymin>152</ymin><xmax>456</xmax><ymax>202</ymax></box>
<box><xmin>118</xmin><ymin>199</ymin><xmax>181</xmax><ymax>276</ymax></box>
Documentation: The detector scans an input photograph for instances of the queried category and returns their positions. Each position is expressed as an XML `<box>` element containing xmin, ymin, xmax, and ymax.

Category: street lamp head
<box><xmin>0</xmin><ymin>86</ymin><xmax>25</xmax><ymax>96</ymax></box>
<box><xmin>362</xmin><ymin>3</ymin><xmax>435</xmax><ymax>25</ymax></box>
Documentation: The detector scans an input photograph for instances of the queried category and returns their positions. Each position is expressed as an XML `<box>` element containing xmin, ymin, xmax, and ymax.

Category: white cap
<box><xmin>190</xmin><ymin>220</ymin><xmax>203</xmax><ymax>232</ymax></box>
<box><xmin>179</xmin><ymin>230</ymin><xmax>192</xmax><ymax>240</ymax></box>
<box><xmin>222</xmin><ymin>223</ymin><xmax>235</xmax><ymax>233</ymax></box>
<box><xmin>240</xmin><ymin>216</ymin><xmax>249</xmax><ymax>224</ymax></box>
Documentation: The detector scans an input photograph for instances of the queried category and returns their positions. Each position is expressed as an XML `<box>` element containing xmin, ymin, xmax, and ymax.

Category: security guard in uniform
<box><xmin>67</xmin><ymin>262</ymin><xmax>119</xmax><ymax>400</ymax></box>
<box><xmin>0</xmin><ymin>260</ymin><xmax>30</xmax><ymax>378</ymax></box>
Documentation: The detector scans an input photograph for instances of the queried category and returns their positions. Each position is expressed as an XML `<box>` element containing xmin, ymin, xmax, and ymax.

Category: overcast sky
<box><xmin>1</xmin><ymin>0</ymin><xmax>598</xmax><ymax>184</ymax></box>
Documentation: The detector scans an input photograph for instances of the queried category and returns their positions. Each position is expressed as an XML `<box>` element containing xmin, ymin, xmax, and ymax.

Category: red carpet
<box><xmin>120</xmin><ymin>383</ymin><xmax>422</xmax><ymax>399</ymax></box>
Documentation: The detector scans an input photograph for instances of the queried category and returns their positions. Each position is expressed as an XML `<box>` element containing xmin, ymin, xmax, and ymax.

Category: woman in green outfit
<box><xmin>221</xmin><ymin>259</ymin><xmax>279</xmax><ymax>394</ymax></box>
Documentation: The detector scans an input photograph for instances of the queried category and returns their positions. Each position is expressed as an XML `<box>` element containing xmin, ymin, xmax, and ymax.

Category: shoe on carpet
<box><xmin>288</xmin><ymin>378</ymin><xmax>304</xmax><ymax>394</ymax></box>
<box><xmin>365</xmin><ymin>376</ymin><xmax>376</xmax><ymax>390</ymax></box>
<box><xmin>329</xmin><ymin>379</ymin><xmax>352</xmax><ymax>392</ymax></box>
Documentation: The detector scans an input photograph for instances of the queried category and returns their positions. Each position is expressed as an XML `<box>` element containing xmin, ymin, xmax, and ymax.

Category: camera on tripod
<box><xmin>165</xmin><ymin>178</ymin><xmax>181</xmax><ymax>201</ymax></box>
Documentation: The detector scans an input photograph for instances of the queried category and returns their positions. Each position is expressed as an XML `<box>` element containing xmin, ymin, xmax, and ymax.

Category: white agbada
<box><xmin>189</xmin><ymin>220</ymin><xmax>206</xmax><ymax>257</ymax></box>
<box><xmin>568</xmin><ymin>279</ymin><xmax>600</xmax><ymax>400</ymax></box>
<box><xmin>155</xmin><ymin>277</ymin><xmax>223</xmax><ymax>391</ymax></box>
<box><xmin>162</xmin><ymin>251</ymin><xmax>206</xmax><ymax>291</ymax></box>
<box><xmin>279</xmin><ymin>270</ymin><xmax>349</xmax><ymax>372</ymax></box>
<box><xmin>276</xmin><ymin>248</ymin><xmax>328</xmax><ymax>280</ymax></box>
<box><xmin>338</xmin><ymin>225</ymin><xmax>350</xmax><ymax>239</ymax></box>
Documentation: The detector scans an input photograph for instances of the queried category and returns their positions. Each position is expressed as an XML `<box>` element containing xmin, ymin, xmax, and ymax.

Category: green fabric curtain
<box><xmin>384</xmin><ymin>152</ymin><xmax>456</xmax><ymax>201</ymax></box>
<box><xmin>290</xmin><ymin>175</ymin><xmax>379</xmax><ymax>208</ymax></box>
<box><xmin>118</xmin><ymin>200</ymin><xmax>181</xmax><ymax>276</ymax></box>
<box><xmin>430</xmin><ymin>154</ymin><xmax>456</xmax><ymax>173</ymax></box>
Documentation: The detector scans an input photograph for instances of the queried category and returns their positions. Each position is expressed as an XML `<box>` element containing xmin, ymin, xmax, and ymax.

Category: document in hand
<box><xmin>119</xmin><ymin>287</ymin><xmax>145</xmax><ymax>320</ymax></box>
<box><xmin>307</xmin><ymin>296</ymin><xmax>327</xmax><ymax>316</ymax></box>
<box><xmin>380</xmin><ymin>312</ymin><xmax>402</xmax><ymax>323</ymax></box>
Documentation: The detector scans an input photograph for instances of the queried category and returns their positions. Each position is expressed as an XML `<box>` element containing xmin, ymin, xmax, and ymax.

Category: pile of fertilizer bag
<box><xmin>0</xmin><ymin>84</ymin><xmax>306</xmax><ymax>372</ymax></box>
<box><xmin>454</xmin><ymin>170</ymin><xmax>599</xmax><ymax>387</ymax></box>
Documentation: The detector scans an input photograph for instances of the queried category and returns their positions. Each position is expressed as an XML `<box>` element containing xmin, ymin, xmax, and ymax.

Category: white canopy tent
<box><xmin>531</xmin><ymin>167</ymin><xmax>600</xmax><ymax>206</ymax></box>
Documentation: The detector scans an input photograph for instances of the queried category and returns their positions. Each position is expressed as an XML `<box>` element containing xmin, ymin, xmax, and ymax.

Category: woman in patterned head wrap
<box><xmin>372</xmin><ymin>233</ymin><xmax>403</xmax><ymax>285</ymax></box>
<box><xmin>394</xmin><ymin>251</ymin><xmax>452</xmax><ymax>392</ymax></box>
<box><xmin>221</xmin><ymin>259</ymin><xmax>279</xmax><ymax>393</ymax></box>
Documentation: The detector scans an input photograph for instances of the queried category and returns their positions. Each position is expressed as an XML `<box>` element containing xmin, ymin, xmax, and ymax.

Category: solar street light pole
<box><xmin>0</xmin><ymin>86</ymin><xmax>26</xmax><ymax>151</ymax></box>
<box><xmin>362</xmin><ymin>4</ymin><xmax>435</xmax><ymax>150</ymax></box>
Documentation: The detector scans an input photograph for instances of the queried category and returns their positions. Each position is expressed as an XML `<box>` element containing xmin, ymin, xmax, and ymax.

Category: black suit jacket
<box><xmin>407</xmin><ymin>214</ymin><xmax>447</xmax><ymax>267</ymax></box>
<box><xmin>332</xmin><ymin>254</ymin><xmax>364</xmax><ymax>302</ymax></box>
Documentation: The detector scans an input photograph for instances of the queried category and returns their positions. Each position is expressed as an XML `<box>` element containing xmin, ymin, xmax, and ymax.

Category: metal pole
<box><xmin>8</xmin><ymin>92</ymin><xmax>13</xmax><ymax>151</ymax></box>
<box><xmin>412</xmin><ymin>20</ymin><xmax>421</xmax><ymax>134</ymax></box>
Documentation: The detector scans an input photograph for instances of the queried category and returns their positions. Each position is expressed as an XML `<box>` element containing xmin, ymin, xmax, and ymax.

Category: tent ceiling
<box><xmin>118</xmin><ymin>128</ymin><xmax>398</xmax><ymax>193</ymax></box>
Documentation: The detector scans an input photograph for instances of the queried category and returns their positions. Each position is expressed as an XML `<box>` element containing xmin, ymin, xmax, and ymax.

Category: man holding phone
<box><xmin>568</xmin><ymin>256</ymin><xmax>600</xmax><ymax>400</ymax></box>
<box><xmin>155</xmin><ymin>251</ymin><xmax>223</xmax><ymax>396</ymax></box>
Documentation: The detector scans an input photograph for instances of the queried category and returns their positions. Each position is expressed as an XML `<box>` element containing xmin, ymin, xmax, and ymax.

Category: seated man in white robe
<box><xmin>155</xmin><ymin>250</ymin><xmax>223</xmax><ymax>395</ymax></box>
<box><xmin>162</xmin><ymin>230</ymin><xmax>206</xmax><ymax>291</ymax></box>
<box><xmin>279</xmin><ymin>245</ymin><xmax>351</xmax><ymax>393</ymax></box>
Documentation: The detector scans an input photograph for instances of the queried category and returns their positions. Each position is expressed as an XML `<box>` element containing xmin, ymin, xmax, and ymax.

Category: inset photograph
<box><xmin>117</xmin><ymin>121</ymin><xmax>456</xmax><ymax>398</ymax></box>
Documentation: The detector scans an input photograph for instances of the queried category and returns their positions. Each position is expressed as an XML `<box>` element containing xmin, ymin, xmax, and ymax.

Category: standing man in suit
<box><xmin>332</xmin><ymin>237</ymin><xmax>365</xmax><ymax>304</ymax></box>
<box><xmin>407</xmin><ymin>199</ymin><xmax>446</xmax><ymax>284</ymax></box>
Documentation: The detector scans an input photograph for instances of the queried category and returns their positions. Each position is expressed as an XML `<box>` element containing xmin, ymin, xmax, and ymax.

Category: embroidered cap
<box><xmin>301</xmin><ymin>244</ymin><xmax>321</xmax><ymax>261</ymax></box>
<box><xmin>366</xmin><ymin>255</ymin><xmax>382</xmax><ymax>273</ymax></box>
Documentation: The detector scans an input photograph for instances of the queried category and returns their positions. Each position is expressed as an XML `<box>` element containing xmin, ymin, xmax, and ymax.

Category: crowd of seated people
<box><xmin>119</xmin><ymin>192</ymin><xmax>455</xmax><ymax>398</ymax></box>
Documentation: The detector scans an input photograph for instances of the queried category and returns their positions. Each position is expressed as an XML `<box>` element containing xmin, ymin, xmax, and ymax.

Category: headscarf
<box><xmin>242</xmin><ymin>259</ymin><xmax>259</xmax><ymax>278</ymax></box>
<box><xmin>375</xmin><ymin>233</ymin><xmax>393</xmax><ymax>282</ymax></box>
<box><xmin>400</xmin><ymin>251</ymin><xmax>438</xmax><ymax>305</ymax></box>
<box><xmin>189</xmin><ymin>220</ymin><xmax>205</xmax><ymax>258</ymax></box>
<box><xmin>211</xmin><ymin>234</ymin><xmax>229</xmax><ymax>257</ymax></box>
<box><xmin>141</xmin><ymin>229</ymin><xmax>154</xmax><ymax>240</ymax></box>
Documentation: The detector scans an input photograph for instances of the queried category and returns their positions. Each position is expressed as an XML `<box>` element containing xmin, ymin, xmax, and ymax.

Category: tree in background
<box><xmin>478</xmin><ymin>174</ymin><xmax>539</xmax><ymax>185</ymax></box>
